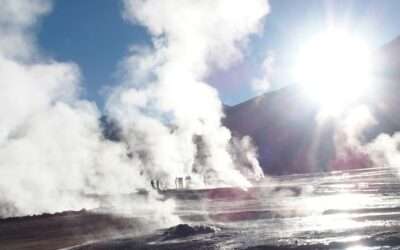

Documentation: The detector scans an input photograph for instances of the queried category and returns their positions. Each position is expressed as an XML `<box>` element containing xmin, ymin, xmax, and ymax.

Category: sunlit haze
<box><xmin>294</xmin><ymin>29</ymin><xmax>375</xmax><ymax>115</ymax></box>
<box><xmin>3</xmin><ymin>1</ymin><xmax>400</xmax><ymax>249</ymax></box>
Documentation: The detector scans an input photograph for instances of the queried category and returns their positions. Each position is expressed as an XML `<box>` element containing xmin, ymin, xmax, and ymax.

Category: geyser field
<box><xmin>2</xmin><ymin>0</ymin><xmax>400</xmax><ymax>249</ymax></box>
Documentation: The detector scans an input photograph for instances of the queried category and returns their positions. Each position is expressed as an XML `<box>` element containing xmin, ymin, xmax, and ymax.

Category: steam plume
<box><xmin>0</xmin><ymin>0</ymin><xmax>270</xmax><ymax>219</ymax></box>
<box><xmin>107</xmin><ymin>0</ymin><xmax>269</xmax><ymax>188</ymax></box>
<box><xmin>329</xmin><ymin>103</ymin><xmax>400</xmax><ymax>174</ymax></box>
<box><xmin>0</xmin><ymin>0</ymin><xmax>173</xmax><ymax>221</ymax></box>
<box><xmin>331</xmin><ymin>105</ymin><xmax>376</xmax><ymax>169</ymax></box>
<box><xmin>251</xmin><ymin>51</ymin><xmax>275</xmax><ymax>94</ymax></box>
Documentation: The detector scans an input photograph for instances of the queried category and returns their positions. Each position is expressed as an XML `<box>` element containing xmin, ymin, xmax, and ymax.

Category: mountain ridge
<box><xmin>223</xmin><ymin>36</ymin><xmax>400</xmax><ymax>175</ymax></box>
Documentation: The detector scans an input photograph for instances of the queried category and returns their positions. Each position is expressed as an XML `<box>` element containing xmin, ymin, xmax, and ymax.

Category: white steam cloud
<box><xmin>331</xmin><ymin>104</ymin><xmax>400</xmax><ymax>173</ymax></box>
<box><xmin>367</xmin><ymin>133</ymin><xmax>400</xmax><ymax>169</ymax></box>
<box><xmin>251</xmin><ymin>51</ymin><xmax>275</xmax><ymax>94</ymax></box>
<box><xmin>0</xmin><ymin>0</ymin><xmax>174</xmax><ymax>221</ymax></box>
<box><xmin>107</xmin><ymin>0</ymin><xmax>269</xmax><ymax>188</ymax></box>
<box><xmin>0</xmin><ymin>0</ymin><xmax>270</xmax><ymax>219</ymax></box>
<box><xmin>331</xmin><ymin>105</ymin><xmax>376</xmax><ymax>168</ymax></box>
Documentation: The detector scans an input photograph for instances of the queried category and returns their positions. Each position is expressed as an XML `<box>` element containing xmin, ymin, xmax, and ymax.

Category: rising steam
<box><xmin>0</xmin><ymin>0</ymin><xmax>168</xmax><ymax>219</ymax></box>
<box><xmin>329</xmin><ymin>103</ymin><xmax>400</xmax><ymax>173</ymax></box>
<box><xmin>106</xmin><ymin>0</ymin><xmax>269</xmax><ymax>188</ymax></box>
<box><xmin>0</xmin><ymin>0</ymin><xmax>269</xmax><ymax>218</ymax></box>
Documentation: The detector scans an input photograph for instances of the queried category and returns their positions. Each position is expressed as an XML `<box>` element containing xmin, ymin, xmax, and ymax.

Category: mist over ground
<box><xmin>2</xmin><ymin>1</ymin><xmax>400</xmax><ymax>250</ymax></box>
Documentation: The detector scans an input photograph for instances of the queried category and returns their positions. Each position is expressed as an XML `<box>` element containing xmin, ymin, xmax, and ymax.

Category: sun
<box><xmin>293</xmin><ymin>29</ymin><xmax>374</xmax><ymax>116</ymax></box>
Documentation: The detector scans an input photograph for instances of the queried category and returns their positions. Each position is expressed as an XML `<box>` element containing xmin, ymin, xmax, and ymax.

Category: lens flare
<box><xmin>293</xmin><ymin>29</ymin><xmax>374</xmax><ymax>116</ymax></box>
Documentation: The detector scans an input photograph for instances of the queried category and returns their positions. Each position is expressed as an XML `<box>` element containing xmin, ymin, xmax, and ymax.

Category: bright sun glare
<box><xmin>294</xmin><ymin>29</ymin><xmax>375</xmax><ymax>115</ymax></box>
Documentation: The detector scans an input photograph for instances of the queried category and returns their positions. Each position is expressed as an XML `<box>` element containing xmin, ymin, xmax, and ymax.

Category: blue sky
<box><xmin>38</xmin><ymin>0</ymin><xmax>400</xmax><ymax>108</ymax></box>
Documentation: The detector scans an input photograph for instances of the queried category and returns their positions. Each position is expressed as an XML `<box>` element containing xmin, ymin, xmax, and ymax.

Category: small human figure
<box><xmin>185</xmin><ymin>176</ymin><xmax>191</xmax><ymax>189</ymax></box>
<box><xmin>175</xmin><ymin>177</ymin><xmax>184</xmax><ymax>189</ymax></box>
<box><xmin>150</xmin><ymin>179</ymin><xmax>155</xmax><ymax>189</ymax></box>
<box><xmin>178</xmin><ymin>177</ymin><xmax>184</xmax><ymax>189</ymax></box>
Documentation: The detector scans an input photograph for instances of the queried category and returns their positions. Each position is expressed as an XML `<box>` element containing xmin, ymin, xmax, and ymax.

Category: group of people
<box><xmin>150</xmin><ymin>179</ymin><xmax>161</xmax><ymax>190</ymax></box>
<box><xmin>175</xmin><ymin>176</ymin><xmax>192</xmax><ymax>189</ymax></box>
<box><xmin>150</xmin><ymin>176</ymin><xmax>192</xmax><ymax>191</ymax></box>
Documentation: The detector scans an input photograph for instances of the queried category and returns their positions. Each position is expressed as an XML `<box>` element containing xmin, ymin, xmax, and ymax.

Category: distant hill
<box><xmin>224</xmin><ymin>36</ymin><xmax>400</xmax><ymax>175</ymax></box>
<box><xmin>224</xmin><ymin>85</ymin><xmax>325</xmax><ymax>175</ymax></box>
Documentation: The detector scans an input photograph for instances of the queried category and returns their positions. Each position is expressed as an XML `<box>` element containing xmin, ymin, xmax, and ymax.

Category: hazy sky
<box><xmin>38</xmin><ymin>0</ymin><xmax>400</xmax><ymax>108</ymax></box>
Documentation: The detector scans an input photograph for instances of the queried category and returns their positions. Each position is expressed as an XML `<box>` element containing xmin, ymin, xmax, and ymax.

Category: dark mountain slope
<box><xmin>224</xmin><ymin>36</ymin><xmax>400</xmax><ymax>175</ymax></box>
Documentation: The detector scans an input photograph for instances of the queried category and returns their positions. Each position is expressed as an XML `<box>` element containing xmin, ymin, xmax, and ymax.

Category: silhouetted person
<box><xmin>150</xmin><ymin>180</ymin><xmax>155</xmax><ymax>189</ymax></box>
<box><xmin>175</xmin><ymin>177</ymin><xmax>184</xmax><ymax>189</ymax></box>
<box><xmin>185</xmin><ymin>176</ymin><xmax>191</xmax><ymax>189</ymax></box>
